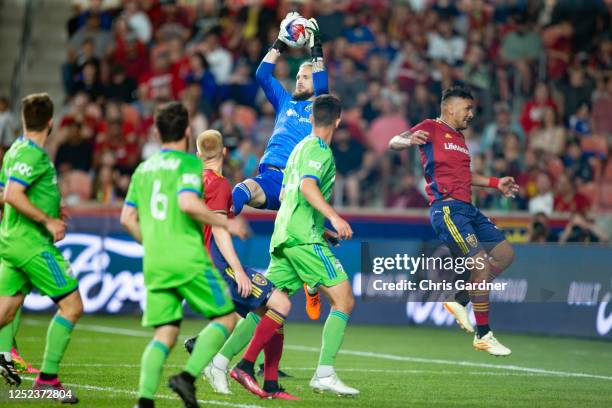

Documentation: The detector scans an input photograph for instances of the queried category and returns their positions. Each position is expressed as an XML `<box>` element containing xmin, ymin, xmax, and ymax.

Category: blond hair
<box><xmin>196</xmin><ymin>129</ymin><xmax>223</xmax><ymax>160</ymax></box>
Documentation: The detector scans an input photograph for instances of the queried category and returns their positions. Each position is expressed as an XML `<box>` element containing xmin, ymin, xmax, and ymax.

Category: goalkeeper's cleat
<box><xmin>12</xmin><ymin>348</ymin><xmax>39</xmax><ymax>374</ymax></box>
<box><xmin>473</xmin><ymin>331</ymin><xmax>512</xmax><ymax>356</ymax></box>
<box><xmin>257</xmin><ymin>363</ymin><xmax>292</xmax><ymax>378</ymax></box>
<box><xmin>168</xmin><ymin>373</ymin><xmax>199</xmax><ymax>408</ymax></box>
<box><xmin>443</xmin><ymin>301</ymin><xmax>474</xmax><ymax>333</ymax></box>
<box><xmin>183</xmin><ymin>336</ymin><xmax>196</xmax><ymax>355</ymax></box>
<box><xmin>0</xmin><ymin>354</ymin><xmax>21</xmax><ymax>386</ymax></box>
<box><xmin>309</xmin><ymin>372</ymin><xmax>359</xmax><ymax>396</ymax></box>
<box><xmin>264</xmin><ymin>385</ymin><xmax>301</xmax><ymax>400</ymax></box>
<box><xmin>33</xmin><ymin>376</ymin><xmax>78</xmax><ymax>403</ymax></box>
<box><xmin>203</xmin><ymin>363</ymin><xmax>231</xmax><ymax>395</ymax></box>
<box><xmin>304</xmin><ymin>284</ymin><xmax>321</xmax><ymax>320</ymax></box>
<box><xmin>230</xmin><ymin>367</ymin><xmax>267</xmax><ymax>398</ymax></box>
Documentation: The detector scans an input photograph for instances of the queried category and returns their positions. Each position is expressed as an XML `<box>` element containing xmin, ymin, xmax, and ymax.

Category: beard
<box><xmin>292</xmin><ymin>90</ymin><xmax>314</xmax><ymax>101</ymax></box>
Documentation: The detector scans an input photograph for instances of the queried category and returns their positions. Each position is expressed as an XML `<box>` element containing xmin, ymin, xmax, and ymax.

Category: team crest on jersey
<box><xmin>334</xmin><ymin>259</ymin><xmax>345</xmax><ymax>273</ymax></box>
<box><xmin>466</xmin><ymin>234</ymin><xmax>478</xmax><ymax>248</ymax></box>
<box><xmin>444</xmin><ymin>133</ymin><xmax>452</xmax><ymax>139</ymax></box>
<box><xmin>253</xmin><ymin>273</ymin><xmax>268</xmax><ymax>286</ymax></box>
<box><xmin>305</xmin><ymin>104</ymin><xmax>312</xmax><ymax>112</ymax></box>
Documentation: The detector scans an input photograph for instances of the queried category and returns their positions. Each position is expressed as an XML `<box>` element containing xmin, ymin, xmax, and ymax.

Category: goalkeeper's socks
<box><xmin>476</xmin><ymin>324</ymin><xmax>491</xmax><ymax>338</ymax></box>
<box><xmin>242</xmin><ymin>309</ymin><xmax>285</xmax><ymax>363</ymax></box>
<box><xmin>454</xmin><ymin>290</ymin><xmax>470</xmax><ymax>307</ymax></box>
<box><xmin>219</xmin><ymin>313</ymin><xmax>259</xmax><ymax>361</ymax></box>
<box><xmin>232</xmin><ymin>183</ymin><xmax>251</xmax><ymax>215</ymax></box>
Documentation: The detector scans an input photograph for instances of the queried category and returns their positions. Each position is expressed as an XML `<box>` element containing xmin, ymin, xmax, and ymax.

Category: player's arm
<box><xmin>472</xmin><ymin>173</ymin><xmax>519</xmax><ymax>198</ymax></box>
<box><xmin>120</xmin><ymin>204</ymin><xmax>142</xmax><ymax>244</ymax></box>
<box><xmin>306</xmin><ymin>18</ymin><xmax>329</xmax><ymax>96</ymax></box>
<box><xmin>389</xmin><ymin>128</ymin><xmax>429</xmax><ymax>151</ymax></box>
<box><xmin>211</xmin><ymin>213</ymin><xmax>252</xmax><ymax>298</ymax></box>
<box><xmin>300</xmin><ymin>178</ymin><xmax>352</xmax><ymax>239</ymax></box>
<box><xmin>4</xmin><ymin>181</ymin><xmax>66</xmax><ymax>242</ymax></box>
<box><xmin>179</xmin><ymin>192</ymin><xmax>228</xmax><ymax>227</ymax></box>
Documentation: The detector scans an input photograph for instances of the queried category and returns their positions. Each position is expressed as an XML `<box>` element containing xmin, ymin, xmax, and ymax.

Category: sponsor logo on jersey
<box><xmin>444</xmin><ymin>133</ymin><xmax>452</xmax><ymax>139</ymax></box>
<box><xmin>11</xmin><ymin>162</ymin><xmax>33</xmax><ymax>177</ymax></box>
<box><xmin>182</xmin><ymin>173</ymin><xmax>201</xmax><ymax>187</ymax></box>
<box><xmin>142</xmin><ymin>157</ymin><xmax>180</xmax><ymax>172</ymax></box>
<box><xmin>308</xmin><ymin>160</ymin><xmax>322</xmax><ymax>170</ymax></box>
<box><xmin>443</xmin><ymin>142</ymin><xmax>470</xmax><ymax>155</ymax></box>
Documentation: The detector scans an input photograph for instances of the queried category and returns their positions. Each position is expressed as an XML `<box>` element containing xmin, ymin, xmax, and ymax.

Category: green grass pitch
<box><xmin>1</xmin><ymin>314</ymin><xmax>611</xmax><ymax>407</ymax></box>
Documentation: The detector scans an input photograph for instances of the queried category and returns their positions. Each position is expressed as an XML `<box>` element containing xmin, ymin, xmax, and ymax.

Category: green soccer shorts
<box><xmin>142</xmin><ymin>267</ymin><xmax>235</xmax><ymax>327</ymax></box>
<box><xmin>0</xmin><ymin>246</ymin><xmax>78</xmax><ymax>300</ymax></box>
<box><xmin>266</xmin><ymin>243</ymin><xmax>348</xmax><ymax>296</ymax></box>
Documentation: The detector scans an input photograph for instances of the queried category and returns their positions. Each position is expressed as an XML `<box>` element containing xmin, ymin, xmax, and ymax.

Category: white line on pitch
<box><xmin>23</xmin><ymin>319</ymin><xmax>612</xmax><ymax>382</ymax></box>
<box><xmin>19</xmin><ymin>377</ymin><xmax>262</xmax><ymax>408</ymax></box>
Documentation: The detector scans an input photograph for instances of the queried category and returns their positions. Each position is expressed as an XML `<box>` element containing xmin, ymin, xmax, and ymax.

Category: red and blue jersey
<box><xmin>412</xmin><ymin>119</ymin><xmax>472</xmax><ymax>204</ymax></box>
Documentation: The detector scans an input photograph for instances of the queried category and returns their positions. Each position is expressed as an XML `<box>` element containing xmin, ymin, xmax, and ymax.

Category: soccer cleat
<box><xmin>12</xmin><ymin>348</ymin><xmax>39</xmax><ymax>374</ymax></box>
<box><xmin>184</xmin><ymin>336</ymin><xmax>196</xmax><ymax>355</ymax></box>
<box><xmin>0</xmin><ymin>354</ymin><xmax>21</xmax><ymax>386</ymax></box>
<box><xmin>33</xmin><ymin>376</ymin><xmax>79</xmax><ymax>403</ymax></box>
<box><xmin>168</xmin><ymin>373</ymin><xmax>199</xmax><ymax>408</ymax></box>
<box><xmin>203</xmin><ymin>363</ymin><xmax>231</xmax><ymax>395</ymax></box>
<box><xmin>304</xmin><ymin>284</ymin><xmax>321</xmax><ymax>320</ymax></box>
<box><xmin>264</xmin><ymin>385</ymin><xmax>301</xmax><ymax>400</ymax></box>
<box><xmin>230</xmin><ymin>367</ymin><xmax>267</xmax><ymax>397</ymax></box>
<box><xmin>473</xmin><ymin>331</ymin><xmax>512</xmax><ymax>356</ymax></box>
<box><xmin>443</xmin><ymin>301</ymin><xmax>475</xmax><ymax>333</ymax></box>
<box><xmin>309</xmin><ymin>373</ymin><xmax>359</xmax><ymax>396</ymax></box>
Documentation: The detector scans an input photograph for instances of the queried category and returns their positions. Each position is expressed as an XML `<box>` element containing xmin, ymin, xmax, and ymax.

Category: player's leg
<box><xmin>232</xmin><ymin>165</ymin><xmax>283</xmax><ymax>215</ymax></box>
<box><xmin>137</xmin><ymin>288</ymin><xmax>183</xmax><ymax>408</ymax></box>
<box><xmin>287</xmin><ymin>244</ymin><xmax>359</xmax><ymax>395</ymax></box>
<box><xmin>0</xmin><ymin>277</ymin><xmax>25</xmax><ymax>387</ymax></box>
<box><xmin>232</xmin><ymin>178</ymin><xmax>265</xmax><ymax>215</ymax></box>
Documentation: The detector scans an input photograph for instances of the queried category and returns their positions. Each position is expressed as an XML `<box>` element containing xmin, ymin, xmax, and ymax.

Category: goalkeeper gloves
<box><xmin>272</xmin><ymin>12</ymin><xmax>300</xmax><ymax>54</ymax></box>
<box><xmin>306</xmin><ymin>18</ymin><xmax>323</xmax><ymax>60</ymax></box>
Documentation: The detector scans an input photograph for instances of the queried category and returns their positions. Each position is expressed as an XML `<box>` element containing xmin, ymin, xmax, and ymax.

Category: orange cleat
<box><xmin>304</xmin><ymin>284</ymin><xmax>321</xmax><ymax>320</ymax></box>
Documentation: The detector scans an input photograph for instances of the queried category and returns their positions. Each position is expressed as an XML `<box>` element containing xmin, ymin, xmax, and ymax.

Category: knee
<box><xmin>331</xmin><ymin>293</ymin><xmax>354</xmax><ymax>315</ymax></box>
<box><xmin>268</xmin><ymin>291</ymin><xmax>291</xmax><ymax>316</ymax></box>
<box><xmin>59</xmin><ymin>292</ymin><xmax>84</xmax><ymax>323</ymax></box>
<box><xmin>215</xmin><ymin>312</ymin><xmax>239</xmax><ymax>333</ymax></box>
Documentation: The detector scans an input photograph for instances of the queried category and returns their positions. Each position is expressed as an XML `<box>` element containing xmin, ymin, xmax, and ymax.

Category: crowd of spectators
<box><xmin>0</xmin><ymin>0</ymin><xmax>611</xmax><ymax>221</ymax></box>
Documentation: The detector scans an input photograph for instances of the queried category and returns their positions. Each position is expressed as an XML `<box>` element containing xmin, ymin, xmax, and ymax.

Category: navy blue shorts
<box><xmin>218</xmin><ymin>264</ymin><xmax>275</xmax><ymax>318</ymax></box>
<box><xmin>251</xmin><ymin>164</ymin><xmax>283</xmax><ymax>211</ymax></box>
<box><xmin>430</xmin><ymin>200</ymin><xmax>505</xmax><ymax>257</ymax></box>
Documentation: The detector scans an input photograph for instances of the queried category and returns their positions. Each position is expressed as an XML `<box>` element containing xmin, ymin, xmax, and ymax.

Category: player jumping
<box><xmin>183</xmin><ymin>129</ymin><xmax>297</xmax><ymax>400</ymax></box>
<box><xmin>231</xmin><ymin>12</ymin><xmax>328</xmax><ymax>320</ymax></box>
<box><xmin>121</xmin><ymin>102</ymin><xmax>244</xmax><ymax>408</ymax></box>
<box><xmin>389</xmin><ymin>86</ymin><xmax>519</xmax><ymax>356</ymax></box>
<box><xmin>0</xmin><ymin>93</ymin><xmax>81</xmax><ymax>402</ymax></box>
<box><xmin>232</xmin><ymin>95</ymin><xmax>359</xmax><ymax>397</ymax></box>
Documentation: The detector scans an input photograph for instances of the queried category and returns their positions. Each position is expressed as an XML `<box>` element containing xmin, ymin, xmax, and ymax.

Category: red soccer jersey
<box><xmin>412</xmin><ymin>119</ymin><xmax>472</xmax><ymax>204</ymax></box>
<box><xmin>202</xmin><ymin>169</ymin><xmax>234</xmax><ymax>252</ymax></box>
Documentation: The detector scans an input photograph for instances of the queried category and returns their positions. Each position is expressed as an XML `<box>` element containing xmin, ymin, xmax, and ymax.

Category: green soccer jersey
<box><xmin>125</xmin><ymin>149</ymin><xmax>213</xmax><ymax>290</ymax></box>
<box><xmin>0</xmin><ymin>137</ymin><xmax>61</xmax><ymax>266</ymax></box>
<box><xmin>270</xmin><ymin>135</ymin><xmax>336</xmax><ymax>250</ymax></box>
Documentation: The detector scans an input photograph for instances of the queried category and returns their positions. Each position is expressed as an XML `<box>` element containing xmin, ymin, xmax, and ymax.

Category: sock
<box><xmin>232</xmin><ymin>182</ymin><xmax>251</xmax><ymax>215</ymax></box>
<box><xmin>219</xmin><ymin>313</ymin><xmax>259</xmax><ymax>361</ymax></box>
<box><xmin>243</xmin><ymin>309</ymin><xmax>286</xmax><ymax>363</ymax></box>
<box><xmin>264</xmin><ymin>328</ymin><xmax>284</xmax><ymax>382</ymax></box>
<box><xmin>41</xmin><ymin>315</ymin><xmax>74</xmax><ymax>375</ymax></box>
<box><xmin>263</xmin><ymin>380</ymin><xmax>279</xmax><ymax>393</ymax></box>
<box><xmin>477</xmin><ymin>324</ymin><xmax>491</xmax><ymax>338</ymax></box>
<box><xmin>318</xmin><ymin>309</ymin><xmax>349</xmax><ymax>367</ymax></box>
<box><xmin>138</xmin><ymin>339</ymin><xmax>170</xmax><ymax>399</ymax></box>
<box><xmin>316</xmin><ymin>365</ymin><xmax>334</xmax><ymax>378</ymax></box>
<box><xmin>306</xmin><ymin>285</ymin><xmax>318</xmax><ymax>296</ymax></box>
<box><xmin>212</xmin><ymin>353</ymin><xmax>230</xmax><ymax>371</ymax></box>
<box><xmin>137</xmin><ymin>397</ymin><xmax>155</xmax><ymax>408</ymax></box>
<box><xmin>469</xmin><ymin>287</ymin><xmax>490</xmax><ymax>336</ymax></box>
<box><xmin>11</xmin><ymin>307</ymin><xmax>22</xmax><ymax>353</ymax></box>
<box><xmin>184</xmin><ymin>322</ymin><xmax>229</xmax><ymax>377</ymax></box>
<box><xmin>454</xmin><ymin>290</ymin><xmax>470</xmax><ymax>307</ymax></box>
<box><xmin>255</xmin><ymin>351</ymin><xmax>264</xmax><ymax>367</ymax></box>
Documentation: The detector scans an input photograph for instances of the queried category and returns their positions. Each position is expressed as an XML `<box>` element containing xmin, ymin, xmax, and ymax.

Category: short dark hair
<box><xmin>313</xmin><ymin>94</ymin><xmax>342</xmax><ymax>127</ymax></box>
<box><xmin>155</xmin><ymin>102</ymin><xmax>189</xmax><ymax>143</ymax></box>
<box><xmin>21</xmin><ymin>93</ymin><xmax>54</xmax><ymax>132</ymax></box>
<box><xmin>441</xmin><ymin>86</ymin><xmax>474</xmax><ymax>104</ymax></box>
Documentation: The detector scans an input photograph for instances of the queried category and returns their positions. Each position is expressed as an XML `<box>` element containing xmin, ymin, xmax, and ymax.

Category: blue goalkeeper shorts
<box><xmin>430</xmin><ymin>199</ymin><xmax>505</xmax><ymax>257</ymax></box>
<box><xmin>252</xmin><ymin>164</ymin><xmax>283</xmax><ymax>211</ymax></box>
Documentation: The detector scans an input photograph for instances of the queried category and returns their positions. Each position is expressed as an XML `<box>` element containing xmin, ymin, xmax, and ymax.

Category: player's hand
<box><xmin>324</xmin><ymin>228</ymin><xmax>340</xmax><ymax>247</ymax></box>
<box><xmin>330</xmin><ymin>215</ymin><xmax>353</xmax><ymax>240</ymax></box>
<box><xmin>44</xmin><ymin>217</ymin><xmax>67</xmax><ymax>242</ymax></box>
<box><xmin>498</xmin><ymin>176</ymin><xmax>519</xmax><ymax>198</ymax></box>
<box><xmin>403</xmin><ymin>130</ymin><xmax>428</xmax><ymax>145</ymax></box>
<box><xmin>306</xmin><ymin>18</ymin><xmax>320</xmax><ymax>48</ymax></box>
<box><xmin>227</xmin><ymin>217</ymin><xmax>249</xmax><ymax>240</ymax></box>
<box><xmin>234</xmin><ymin>269</ymin><xmax>252</xmax><ymax>298</ymax></box>
<box><xmin>278</xmin><ymin>12</ymin><xmax>301</xmax><ymax>45</ymax></box>
<box><xmin>60</xmin><ymin>205</ymin><xmax>70</xmax><ymax>222</ymax></box>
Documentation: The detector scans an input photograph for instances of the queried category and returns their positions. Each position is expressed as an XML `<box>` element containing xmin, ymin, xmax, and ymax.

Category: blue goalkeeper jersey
<box><xmin>256</xmin><ymin>61</ymin><xmax>328</xmax><ymax>169</ymax></box>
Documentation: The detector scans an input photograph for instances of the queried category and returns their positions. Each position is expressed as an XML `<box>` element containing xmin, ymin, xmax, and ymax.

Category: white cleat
<box><xmin>204</xmin><ymin>363</ymin><xmax>232</xmax><ymax>394</ymax></box>
<box><xmin>444</xmin><ymin>301</ymin><xmax>475</xmax><ymax>333</ymax></box>
<box><xmin>310</xmin><ymin>373</ymin><xmax>359</xmax><ymax>396</ymax></box>
<box><xmin>473</xmin><ymin>331</ymin><xmax>512</xmax><ymax>356</ymax></box>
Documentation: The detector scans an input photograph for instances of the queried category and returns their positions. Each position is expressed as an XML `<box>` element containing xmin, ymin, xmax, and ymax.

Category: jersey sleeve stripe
<box><xmin>8</xmin><ymin>176</ymin><xmax>30</xmax><ymax>187</ymax></box>
<box><xmin>178</xmin><ymin>188</ymin><xmax>201</xmax><ymax>196</ymax></box>
<box><xmin>124</xmin><ymin>200</ymin><xmax>137</xmax><ymax>207</ymax></box>
<box><xmin>301</xmin><ymin>175</ymin><xmax>320</xmax><ymax>185</ymax></box>
<box><xmin>0</xmin><ymin>181</ymin><xmax>5</xmax><ymax>187</ymax></box>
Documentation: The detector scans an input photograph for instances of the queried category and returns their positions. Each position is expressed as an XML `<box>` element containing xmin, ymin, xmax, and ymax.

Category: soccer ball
<box><xmin>280</xmin><ymin>15</ymin><xmax>310</xmax><ymax>48</ymax></box>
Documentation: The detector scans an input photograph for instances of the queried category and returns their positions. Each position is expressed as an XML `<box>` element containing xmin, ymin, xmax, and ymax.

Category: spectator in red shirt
<box><xmin>553</xmin><ymin>173</ymin><xmax>591</xmax><ymax>214</ymax></box>
<box><xmin>138</xmin><ymin>52</ymin><xmax>185</xmax><ymax>102</ymax></box>
<box><xmin>520</xmin><ymin>81</ymin><xmax>558</xmax><ymax>134</ymax></box>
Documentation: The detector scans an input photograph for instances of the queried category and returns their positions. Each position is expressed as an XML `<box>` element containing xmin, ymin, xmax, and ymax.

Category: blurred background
<box><xmin>0</xmin><ymin>0</ymin><xmax>611</xmax><ymax>337</ymax></box>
